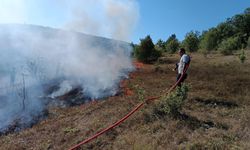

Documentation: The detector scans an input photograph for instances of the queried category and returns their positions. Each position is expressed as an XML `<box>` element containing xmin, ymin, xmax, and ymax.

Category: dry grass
<box><xmin>0</xmin><ymin>51</ymin><xmax>250</xmax><ymax>150</ymax></box>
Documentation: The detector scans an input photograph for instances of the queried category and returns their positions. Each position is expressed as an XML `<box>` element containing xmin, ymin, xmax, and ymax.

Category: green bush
<box><xmin>155</xmin><ymin>39</ymin><xmax>165</xmax><ymax>51</ymax></box>
<box><xmin>199</xmin><ymin>28</ymin><xmax>219</xmax><ymax>51</ymax></box>
<box><xmin>239</xmin><ymin>49</ymin><xmax>246</xmax><ymax>63</ymax></box>
<box><xmin>134</xmin><ymin>84</ymin><xmax>145</xmax><ymax>101</ymax></box>
<box><xmin>182</xmin><ymin>31</ymin><xmax>200</xmax><ymax>52</ymax></box>
<box><xmin>218</xmin><ymin>37</ymin><xmax>240</xmax><ymax>55</ymax></box>
<box><xmin>197</xmin><ymin>8</ymin><xmax>250</xmax><ymax>53</ymax></box>
<box><xmin>135</xmin><ymin>35</ymin><xmax>161</xmax><ymax>63</ymax></box>
<box><xmin>248</xmin><ymin>36</ymin><xmax>250</xmax><ymax>49</ymax></box>
<box><xmin>165</xmin><ymin>34</ymin><xmax>180</xmax><ymax>53</ymax></box>
<box><xmin>153</xmin><ymin>84</ymin><xmax>189</xmax><ymax>117</ymax></box>
<box><xmin>166</xmin><ymin>39</ymin><xmax>180</xmax><ymax>53</ymax></box>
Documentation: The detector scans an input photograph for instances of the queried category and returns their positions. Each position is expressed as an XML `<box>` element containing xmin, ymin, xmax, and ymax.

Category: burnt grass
<box><xmin>191</xmin><ymin>97</ymin><xmax>238</xmax><ymax>108</ymax></box>
<box><xmin>0</xmin><ymin>52</ymin><xmax>250</xmax><ymax>149</ymax></box>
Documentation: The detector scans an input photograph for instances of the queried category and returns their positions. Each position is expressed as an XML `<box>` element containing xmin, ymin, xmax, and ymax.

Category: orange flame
<box><xmin>118</xmin><ymin>61</ymin><xmax>144</xmax><ymax>96</ymax></box>
<box><xmin>120</xmin><ymin>76</ymin><xmax>134</xmax><ymax>96</ymax></box>
<box><xmin>133</xmin><ymin>61</ymin><xmax>144</xmax><ymax>69</ymax></box>
<box><xmin>124</xmin><ymin>88</ymin><xmax>134</xmax><ymax>96</ymax></box>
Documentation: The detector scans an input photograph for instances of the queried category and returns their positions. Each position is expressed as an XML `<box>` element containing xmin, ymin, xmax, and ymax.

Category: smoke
<box><xmin>64</xmin><ymin>0</ymin><xmax>139</xmax><ymax>41</ymax></box>
<box><xmin>0</xmin><ymin>24</ymin><xmax>133</xmax><ymax>133</ymax></box>
<box><xmin>0</xmin><ymin>0</ymin><xmax>139</xmax><ymax>133</ymax></box>
<box><xmin>0</xmin><ymin>0</ymin><xmax>139</xmax><ymax>41</ymax></box>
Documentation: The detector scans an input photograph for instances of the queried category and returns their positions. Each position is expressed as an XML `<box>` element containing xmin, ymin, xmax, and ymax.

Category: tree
<box><xmin>218</xmin><ymin>37</ymin><xmax>240</xmax><ymax>55</ymax></box>
<box><xmin>130</xmin><ymin>42</ymin><xmax>137</xmax><ymax>57</ymax></box>
<box><xmin>244</xmin><ymin>7</ymin><xmax>250</xmax><ymax>14</ymax></box>
<box><xmin>199</xmin><ymin>28</ymin><xmax>219</xmax><ymax>51</ymax></box>
<box><xmin>229</xmin><ymin>9</ymin><xmax>250</xmax><ymax>48</ymax></box>
<box><xmin>155</xmin><ymin>39</ymin><xmax>165</xmax><ymax>51</ymax></box>
<box><xmin>198</xmin><ymin>7</ymin><xmax>250</xmax><ymax>53</ymax></box>
<box><xmin>216</xmin><ymin>22</ymin><xmax>236</xmax><ymax>42</ymax></box>
<box><xmin>165</xmin><ymin>34</ymin><xmax>180</xmax><ymax>53</ymax></box>
<box><xmin>135</xmin><ymin>35</ymin><xmax>161</xmax><ymax>63</ymax></box>
<box><xmin>182</xmin><ymin>31</ymin><xmax>200</xmax><ymax>52</ymax></box>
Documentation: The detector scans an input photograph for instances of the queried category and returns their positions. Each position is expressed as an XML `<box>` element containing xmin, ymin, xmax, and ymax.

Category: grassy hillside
<box><xmin>0</xmin><ymin>51</ymin><xmax>250</xmax><ymax>149</ymax></box>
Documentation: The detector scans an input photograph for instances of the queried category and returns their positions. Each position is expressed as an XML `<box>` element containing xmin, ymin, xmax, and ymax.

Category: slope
<box><xmin>0</xmin><ymin>51</ymin><xmax>250</xmax><ymax>149</ymax></box>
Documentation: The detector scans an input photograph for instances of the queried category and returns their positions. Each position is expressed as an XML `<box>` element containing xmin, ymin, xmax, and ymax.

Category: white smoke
<box><xmin>0</xmin><ymin>0</ymin><xmax>139</xmax><ymax>133</ymax></box>
<box><xmin>64</xmin><ymin>0</ymin><xmax>139</xmax><ymax>41</ymax></box>
<box><xmin>48</xmin><ymin>80</ymin><xmax>73</xmax><ymax>99</ymax></box>
<box><xmin>0</xmin><ymin>24</ymin><xmax>134</xmax><ymax>132</ymax></box>
<box><xmin>0</xmin><ymin>0</ymin><xmax>139</xmax><ymax>41</ymax></box>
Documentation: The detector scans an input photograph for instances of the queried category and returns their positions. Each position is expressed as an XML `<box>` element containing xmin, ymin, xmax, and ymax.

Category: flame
<box><xmin>133</xmin><ymin>61</ymin><xmax>144</xmax><ymax>69</ymax></box>
<box><xmin>130</xmin><ymin>72</ymin><xmax>138</xmax><ymax>79</ymax></box>
<box><xmin>118</xmin><ymin>61</ymin><xmax>144</xmax><ymax>96</ymax></box>
<box><xmin>124</xmin><ymin>88</ymin><xmax>134</xmax><ymax>96</ymax></box>
<box><xmin>120</xmin><ymin>75</ymin><xmax>134</xmax><ymax>96</ymax></box>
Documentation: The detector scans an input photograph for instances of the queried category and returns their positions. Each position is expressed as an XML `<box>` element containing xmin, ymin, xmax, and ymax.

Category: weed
<box><xmin>134</xmin><ymin>84</ymin><xmax>145</xmax><ymax>101</ymax></box>
<box><xmin>62</xmin><ymin>127</ymin><xmax>79</xmax><ymax>133</ymax></box>
<box><xmin>40</xmin><ymin>141</ymin><xmax>52</xmax><ymax>150</ymax></box>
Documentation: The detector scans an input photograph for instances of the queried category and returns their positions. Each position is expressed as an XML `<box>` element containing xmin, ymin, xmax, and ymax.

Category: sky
<box><xmin>0</xmin><ymin>0</ymin><xmax>250</xmax><ymax>43</ymax></box>
<box><xmin>133</xmin><ymin>0</ymin><xmax>250</xmax><ymax>43</ymax></box>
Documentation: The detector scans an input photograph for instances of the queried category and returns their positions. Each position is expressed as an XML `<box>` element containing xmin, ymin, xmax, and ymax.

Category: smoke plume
<box><xmin>0</xmin><ymin>0</ymin><xmax>139</xmax><ymax>41</ymax></box>
<box><xmin>65</xmin><ymin>0</ymin><xmax>139</xmax><ymax>41</ymax></box>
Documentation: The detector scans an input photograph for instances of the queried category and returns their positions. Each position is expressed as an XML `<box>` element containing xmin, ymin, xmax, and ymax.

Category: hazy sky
<box><xmin>0</xmin><ymin>0</ymin><xmax>250</xmax><ymax>43</ymax></box>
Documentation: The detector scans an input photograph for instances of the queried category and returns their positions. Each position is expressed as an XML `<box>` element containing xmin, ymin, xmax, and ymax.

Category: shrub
<box><xmin>218</xmin><ymin>37</ymin><xmax>240</xmax><ymax>55</ymax></box>
<box><xmin>248</xmin><ymin>36</ymin><xmax>250</xmax><ymax>49</ymax></box>
<box><xmin>153</xmin><ymin>84</ymin><xmax>189</xmax><ymax>117</ymax></box>
<box><xmin>182</xmin><ymin>31</ymin><xmax>200</xmax><ymax>52</ymax></box>
<box><xmin>165</xmin><ymin>34</ymin><xmax>180</xmax><ymax>53</ymax></box>
<box><xmin>166</xmin><ymin>39</ymin><xmax>180</xmax><ymax>53</ymax></box>
<box><xmin>134</xmin><ymin>84</ymin><xmax>145</xmax><ymax>101</ymax></box>
<box><xmin>155</xmin><ymin>39</ymin><xmax>165</xmax><ymax>51</ymax></box>
<box><xmin>199</xmin><ymin>28</ymin><xmax>219</xmax><ymax>51</ymax></box>
<box><xmin>135</xmin><ymin>35</ymin><xmax>161</xmax><ymax>63</ymax></box>
<box><xmin>239</xmin><ymin>49</ymin><xmax>246</xmax><ymax>63</ymax></box>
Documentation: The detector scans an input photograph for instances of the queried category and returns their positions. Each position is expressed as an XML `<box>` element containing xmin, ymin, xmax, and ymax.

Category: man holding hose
<box><xmin>174</xmin><ymin>48</ymin><xmax>191</xmax><ymax>87</ymax></box>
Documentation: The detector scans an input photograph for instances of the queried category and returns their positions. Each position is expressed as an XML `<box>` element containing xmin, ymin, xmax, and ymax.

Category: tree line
<box><xmin>133</xmin><ymin>7</ymin><xmax>250</xmax><ymax>63</ymax></box>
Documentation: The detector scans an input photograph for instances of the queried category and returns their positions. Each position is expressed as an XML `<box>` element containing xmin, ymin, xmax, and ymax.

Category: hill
<box><xmin>0</xmin><ymin>50</ymin><xmax>249</xmax><ymax>149</ymax></box>
<box><xmin>0</xmin><ymin>24</ymin><xmax>133</xmax><ymax>136</ymax></box>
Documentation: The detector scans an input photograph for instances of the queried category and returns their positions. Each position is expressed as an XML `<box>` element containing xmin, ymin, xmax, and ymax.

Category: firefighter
<box><xmin>174</xmin><ymin>48</ymin><xmax>191</xmax><ymax>86</ymax></box>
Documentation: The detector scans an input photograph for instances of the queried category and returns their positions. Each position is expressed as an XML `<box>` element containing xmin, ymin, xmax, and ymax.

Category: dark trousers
<box><xmin>176</xmin><ymin>73</ymin><xmax>187</xmax><ymax>87</ymax></box>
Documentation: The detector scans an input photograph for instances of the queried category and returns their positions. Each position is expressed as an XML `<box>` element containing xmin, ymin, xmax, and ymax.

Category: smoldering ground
<box><xmin>0</xmin><ymin>23</ymin><xmax>133</xmax><ymax>134</ymax></box>
<box><xmin>0</xmin><ymin>0</ymin><xmax>139</xmax><ymax>133</ymax></box>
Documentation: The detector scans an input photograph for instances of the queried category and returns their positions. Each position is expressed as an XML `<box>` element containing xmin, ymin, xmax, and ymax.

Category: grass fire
<box><xmin>0</xmin><ymin>1</ymin><xmax>250</xmax><ymax>150</ymax></box>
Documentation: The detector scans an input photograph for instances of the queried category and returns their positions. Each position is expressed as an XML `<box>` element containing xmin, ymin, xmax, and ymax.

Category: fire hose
<box><xmin>69</xmin><ymin>63</ymin><xmax>190</xmax><ymax>150</ymax></box>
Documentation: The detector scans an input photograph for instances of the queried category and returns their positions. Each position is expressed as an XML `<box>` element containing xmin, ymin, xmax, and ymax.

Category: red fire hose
<box><xmin>69</xmin><ymin>63</ymin><xmax>190</xmax><ymax>150</ymax></box>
